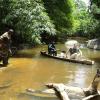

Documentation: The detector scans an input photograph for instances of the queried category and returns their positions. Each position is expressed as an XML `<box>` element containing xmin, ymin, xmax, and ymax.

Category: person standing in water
<box><xmin>0</xmin><ymin>29</ymin><xmax>14</xmax><ymax>65</ymax></box>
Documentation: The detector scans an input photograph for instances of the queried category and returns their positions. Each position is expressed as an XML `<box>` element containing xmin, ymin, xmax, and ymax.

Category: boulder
<box><xmin>87</xmin><ymin>39</ymin><xmax>100</xmax><ymax>50</ymax></box>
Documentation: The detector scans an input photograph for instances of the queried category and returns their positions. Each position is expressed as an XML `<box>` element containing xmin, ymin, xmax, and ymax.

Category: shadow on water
<box><xmin>12</xmin><ymin>51</ymin><xmax>35</xmax><ymax>58</ymax></box>
<box><xmin>17</xmin><ymin>93</ymin><xmax>57</xmax><ymax>100</ymax></box>
<box><xmin>0</xmin><ymin>84</ymin><xmax>11</xmax><ymax>89</ymax></box>
<box><xmin>0</xmin><ymin>80</ymin><xmax>13</xmax><ymax>91</ymax></box>
<box><xmin>0</xmin><ymin>64</ymin><xmax>7</xmax><ymax>68</ymax></box>
<box><xmin>17</xmin><ymin>91</ymin><xmax>95</xmax><ymax>100</ymax></box>
<box><xmin>12</xmin><ymin>48</ymin><xmax>42</xmax><ymax>58</ymax></box>
<box><xmin>89</xmin><ymin>95</ymin><xmax>100</xmax><ymax>100</ymax></box>
<box><xmin>13</xmin><ymin>53</ymin><xmax>34</xmax><ymax>58</ymax></box>
<box><xmin>91</xmin><ymin>57</ymin><xmax>100</xmax><ymax>63</ymax></box>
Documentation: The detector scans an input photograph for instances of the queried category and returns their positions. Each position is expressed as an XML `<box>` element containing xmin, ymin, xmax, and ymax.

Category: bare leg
<box><xmin>76</xmin><ymin>53</ymin><xmax>82</xmax><ymax>60</ymax></box>
<box><xmin>70</xmin><ymin>53</ymin><xmax>77</xmax><ymax>59</ymax></box>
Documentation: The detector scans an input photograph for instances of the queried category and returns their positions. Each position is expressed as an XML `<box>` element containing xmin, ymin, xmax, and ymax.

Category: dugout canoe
<box><xmin>40</xmin><ymin>51</ymin><xmax>94</xmax><ymax>65</ymax></box>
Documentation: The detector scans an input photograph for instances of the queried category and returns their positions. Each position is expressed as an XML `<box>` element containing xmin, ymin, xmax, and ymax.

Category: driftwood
<box><xmin>46</xmin><ymin>69</ymin><xmax>100</xmax><ymax>100</ymax></box>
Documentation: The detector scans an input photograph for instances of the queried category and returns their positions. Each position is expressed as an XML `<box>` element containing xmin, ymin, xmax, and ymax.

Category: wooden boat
<box><xmin>40</xmin><ymin>51</ymin><xmax>94</xmax><ymax>65</ymax></box>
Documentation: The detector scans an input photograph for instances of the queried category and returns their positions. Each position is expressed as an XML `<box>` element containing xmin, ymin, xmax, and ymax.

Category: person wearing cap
<box><xmin>66</xmin><ymin>44</ymin><xmax>82</xmax><ymax>60</ymax></box>
<box><xmin>0</xmin><ymin>29</ymin><xmax>14</xmax><ymax>65</ymax></box>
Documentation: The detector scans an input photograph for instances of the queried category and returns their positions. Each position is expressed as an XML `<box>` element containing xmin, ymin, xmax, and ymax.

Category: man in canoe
<box><xmin>48</xmin><ymin>42</ymin><xmax>57</xmax><ymax>56</ymax></box>
<box><xmin>0</xmin><ymin>29</ymin><xmax>14</xmax><ymax>65</ymax></box>
<box><xmin>66</xmin><ymin>44</ymin><xmax>82</xmax><ymax>60</ymax></box>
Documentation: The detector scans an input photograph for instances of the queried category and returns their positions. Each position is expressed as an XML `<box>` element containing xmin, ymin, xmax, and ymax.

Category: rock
<box><xmin>87</xmin><ymin>39</ymin><xmax>100</xmax><ymax>50</ymax></box>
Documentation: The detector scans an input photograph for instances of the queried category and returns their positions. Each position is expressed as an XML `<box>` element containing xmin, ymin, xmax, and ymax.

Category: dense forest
<box><xmin>0</xmin><ymin>0</ymin><xmax>100</xmax><ymax>45</ymax></box>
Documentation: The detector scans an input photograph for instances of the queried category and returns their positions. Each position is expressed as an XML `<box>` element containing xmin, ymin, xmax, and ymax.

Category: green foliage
<box><xmin>1</xmin><ymin>0</ymin><xmax>99</xmax><ymax>44</ymax></box>
<box><xmin>90</xmin><ymin>0</ymin><xmax>100</xmax><ymax>19</ymax></box>
<box><xmin>72</xmin><ymin>0</ymin><xmax>99</xmax><ymax>38</ymax></box>
<box><xmin>72</xmin><ymin>0</ymin><xmax>87</xmax><ymax>35</ymax></box>
<box><xmin>0</xmin><ymin>0</ymin><xmax>56</xmax><ymax>44</ymax></box>
<box><xmin>43</xmin><ymin>0</ymin><xmax>74</xmax><ymax>35</ymax></box>
<box><xmin>32</xmin><ymin>33</ymin><xmax>41</xmax><ymax>45</ymax></box>
<box><xmin>0</xmin><ymin>0</ymin><xmax>12</xmax><ymax>32</ymax></box>
<box><xmin>89</xmin><ymin>0</ymin><xmax>100</xmax><ymax>38</ymax></box>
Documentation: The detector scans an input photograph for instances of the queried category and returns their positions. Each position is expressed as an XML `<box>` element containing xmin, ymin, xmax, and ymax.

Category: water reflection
<box><xmin>0</xmin><ymin>44</ymin><xmax>100</xmax><ymax>100</ymax></box>
<box><xmin>17</xmin><ymin>92</ymin><xmax>57</xmax><ymax>100</ymax></box>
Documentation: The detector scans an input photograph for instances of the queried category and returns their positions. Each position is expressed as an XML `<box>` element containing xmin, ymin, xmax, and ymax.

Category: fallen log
<box><xmin>46</xmin><ymin>83</ymin><xmax>100</xmax><ymax>100</ymax></box>
<box><xmin>46</xmin><ymin>69</ymin><xmax>100</xmax><ymax>100</ymax></box>
<box><xmin>26</xmin><ymin>69</ymin><xmax>100</xmax><ymax>100</ymax></box>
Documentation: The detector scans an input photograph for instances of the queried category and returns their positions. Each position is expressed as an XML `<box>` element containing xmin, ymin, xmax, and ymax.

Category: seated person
<box><xmin>66</xmin><ymin>44</ymin><xmax>82</xmax><ymax>60</ymax></box>
<box><xmin>48</xmin><ymin>42</ymin><xmax>57</xmax><ymax>56</ymax></box>
<box><xmin>60</xmin><ymin>51</ymin><xmax>66</xmax><ymax>58</ymax></box>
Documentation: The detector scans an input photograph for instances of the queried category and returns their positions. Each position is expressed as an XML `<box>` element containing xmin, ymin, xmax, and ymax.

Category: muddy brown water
<box><xmin>0</xmin><ymin>44</ymin><xmax>100</xmax><ymax>100</ymax></box>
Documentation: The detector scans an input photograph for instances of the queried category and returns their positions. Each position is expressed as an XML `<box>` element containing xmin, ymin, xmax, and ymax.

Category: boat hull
<box><xmin>40</xmin><ymin>51</ymin><xmax>94</xmax><ymax>65</ymax></box>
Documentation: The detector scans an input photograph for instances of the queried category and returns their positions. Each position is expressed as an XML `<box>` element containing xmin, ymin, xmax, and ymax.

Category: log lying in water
<box><xmin>46</xmin><ymin>69</ymin><xmax>100</xmax><ymax>100</ymax></box>
<box><xmin>26</xmin><ymin>69</ymin><xmax>100</xmax><ymax>100</ymax></box>
<box><xmin>46</xmin><ymin>83</ymin><xmax>100</xmax><ymax>100</ymax></box>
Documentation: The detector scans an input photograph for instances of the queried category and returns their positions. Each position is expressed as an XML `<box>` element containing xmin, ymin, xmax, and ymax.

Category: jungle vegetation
<box><xmin>0</xmin><ymin>0</ymin><xmax>100</xmax><ymax>45</ymax></box>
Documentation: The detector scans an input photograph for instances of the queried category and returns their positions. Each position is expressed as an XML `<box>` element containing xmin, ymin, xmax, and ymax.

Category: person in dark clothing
<box><xmin>0</xmin><ymin>29</ymin><xmax>14</xmax><ymax>65</ymax></box>
<box><xmin>48</xmin><ymin>42</ymin><xmax>57</xmax><ymax>56</ymax></box>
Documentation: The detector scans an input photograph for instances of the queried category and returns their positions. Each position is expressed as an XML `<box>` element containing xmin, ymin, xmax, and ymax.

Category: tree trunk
<box><xmin>46</xmin><ymin>69</ymin><xmax>100</xmax><ymax>100</ymax></box>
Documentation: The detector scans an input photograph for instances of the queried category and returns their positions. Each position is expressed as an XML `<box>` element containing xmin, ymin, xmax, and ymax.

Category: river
<box><xmin>0</xmin><ymin>44</ymin><xmax>100</xmax><ymax>100</ymax></box>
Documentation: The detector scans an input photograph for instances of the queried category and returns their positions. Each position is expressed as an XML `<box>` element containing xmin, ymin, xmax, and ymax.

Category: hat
<box><xmin>8</xmin><ymin>29</ymin><xmax>14</xmax><ymax>34</ymax></box>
